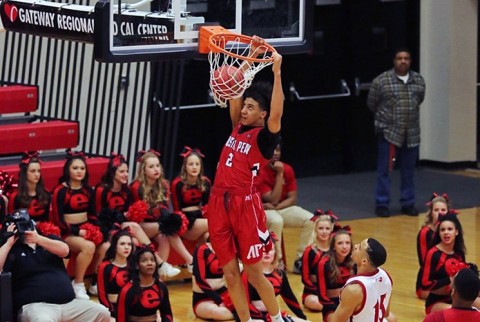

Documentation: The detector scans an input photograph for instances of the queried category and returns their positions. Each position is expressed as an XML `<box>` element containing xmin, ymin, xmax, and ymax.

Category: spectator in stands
<box><xmin>97</xmin><ymin>229</ymin><xmax>134</xmax><ymax>317</ymax></box>
<box><xmin>420</xmin><ymin>213</ymin><xmax>478</xmax><ymax>314</ymax></box>
<box><xmin>192</xmin><ymin>239</ymin><xmax>236</xmax><ymax>321</ymax></box>
<box><xmin>257</xmin><ymin>143</ymin><xmax>313</xmax><ymax>273</ymax></box>
<box><xmin>0</xmin><ymin>221</ymin><xmax>110</xmax><ymax>321</ymax></box>
<box><xmin>130</xmin><ymin>149</ymin><xmax>182</xmax><ymax>277</ymax></box>
<box><xmin>8</xmin><ymin>151</ymin><xmax>50</xmax><ymax>223</ymax></box>
<box><xmin>423</xmin><ymin>267</ymin><xmax>480</xmax><ymax>321</ymax></box>
<box><xmin>116</xmin><ymin>246</ymin><xmax>173</xmax><ymax>322</ymax></box>
<box><xmin>242</xmin><ymin>232</ymin><xmax>309</xmax><ymax>321</ymax></box>
<box><xmin>301</xmin><ymin>210</ymin><xmax>337</xmax><ymax>312</ymax></box>
<box><xmin>416</xmin><ymin>193</ymin><xmax>450</xmax><ymax>299</ymax></box>
<box><xmin>51</xmin><ymin>150</ymin><xmax>105</xmax><ymax>299</ymax></box>
<box><xmin>171</xmin><ymin>146</ymin><xmax>209</xmax><ymax>241</ymax></box>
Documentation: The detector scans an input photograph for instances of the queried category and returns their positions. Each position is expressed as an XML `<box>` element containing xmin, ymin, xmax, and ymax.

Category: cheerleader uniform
<box><xmin>416</xmin><ymin>225</ymin><xmax>436</xmax><ymax>296</ymax></box>
<box><xmin>51</xmin><ymin>184</ymin><xmax>95</xmax><ymax>237</ymax></box>
<box><xmin>243</xmin><ymin>269</ymin><xmax>307</xmax><ymax>321</ymax></box>
<box><xmin>171</xmin><ymin>176</ymin><xmax>211</xmax><ymax>229</ymax></box>
<box><xmin>421</xmin><ymin>246</ymin><xmax>465</xmax><ymax>314</ymax></box>
<box><xmin>97</xmin><ymin>261</ymin><xmax>129</xmax><ymax>315</ymax></box>
<box><xmin>301</xmin><ymin>244</ymin><xmax>327</xmax><ymax>303</ymax></box>
<box><xmin>8</xmin><ymin>190</ymin><xmax>50</xmax><ymax>223</ymax></box>
<box><xmin>316</xmin><ymin>255</ymin><xmax>354</xmax><ymax>320</ymax></box>
<box><xmin>116</xmin><ymin>280</ymin><xmax>173</xmax><ymax>322</ymax></box>
<box><xmin>192</xmin><ymin>243</ymin><xmax>232</xmax><ymax>315</ymax></box>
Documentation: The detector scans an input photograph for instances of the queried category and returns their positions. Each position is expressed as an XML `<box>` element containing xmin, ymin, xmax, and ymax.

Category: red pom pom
<box><xmin>445</xmin><ymin>259</ymin><xmax>469</xmax><ymax>277</ymax></box>
<box><xmin>80</xmin><ymin>222</ymin><xmax>103</xmax><ymax>246</ymax></box>
<box><xmin>201</xmin><ymin>205</ymin><xmax>208</xmax><ymax>218</ymax></box>
<box><xmin>177</xmin><ymin>212</ymin><xmax>189</xmax><ymax>236</ymax></box>
<box><xmin>0</xmin><ymin>171</ymin><xmax>18</xmax><ymax>198</ymax></box>
<box><xmin>127</xmin><ymin>200</ymin><xmax>149</xmax><ymax>223</ymax></box>
<box><xmin>36</xmin><ymin>221</ymin><xmax>61</xmax><ymax>237</ymax></box>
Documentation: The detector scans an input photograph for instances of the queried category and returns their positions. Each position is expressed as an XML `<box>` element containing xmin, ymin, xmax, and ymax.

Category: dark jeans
<box><xmin>375</xmin><ymin>135</ymin><xmax>419</xmax><ymax>208</ymax></box>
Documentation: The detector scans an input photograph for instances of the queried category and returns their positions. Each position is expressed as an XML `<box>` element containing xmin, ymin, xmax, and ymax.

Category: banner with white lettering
<box><xmin>0</xmin><ymin>0</ymin><xmax>174</xmax><ymax>45</ymax></box>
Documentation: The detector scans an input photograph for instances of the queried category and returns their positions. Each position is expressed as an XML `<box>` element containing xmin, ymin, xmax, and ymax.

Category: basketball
<box><xmin>211</xmin><ymin>65</ymin><xmax>245</xmax><ymax>99</ymax></box>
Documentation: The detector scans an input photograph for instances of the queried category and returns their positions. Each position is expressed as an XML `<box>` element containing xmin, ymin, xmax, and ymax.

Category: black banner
<box><xmin>0</xmin><ymin>0</ymin><xmax>175</xmax><ymax>45</ymax></box>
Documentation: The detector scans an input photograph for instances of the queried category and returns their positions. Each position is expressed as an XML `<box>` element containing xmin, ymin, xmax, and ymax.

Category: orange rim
<box><xmin>208</xmin><ymin>33</ymin><xmax>276</xmax><ymax>63</ymax></box>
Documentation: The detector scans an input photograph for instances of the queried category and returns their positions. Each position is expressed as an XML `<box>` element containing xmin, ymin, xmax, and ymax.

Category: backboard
<box><xmin>94</xmin><ymin>0</ymin><xmax>312</xmax><ymax>62</ymax></box>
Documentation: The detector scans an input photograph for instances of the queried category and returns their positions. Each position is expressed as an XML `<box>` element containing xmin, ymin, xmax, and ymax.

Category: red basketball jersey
<box><xmin>214</xmin><ymin>125</ymin><xmax>268</xmax><ymax>191</ymax></box>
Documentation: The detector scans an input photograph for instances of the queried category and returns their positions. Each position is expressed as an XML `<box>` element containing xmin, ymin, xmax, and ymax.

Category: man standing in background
<box><xmin>367</xmin><ymin>48</ymin><xmax>426</xmax><ymax>218</ymax></box>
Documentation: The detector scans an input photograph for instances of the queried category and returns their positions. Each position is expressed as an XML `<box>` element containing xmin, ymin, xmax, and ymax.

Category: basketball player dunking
<box><xmin>207</xmin><ymin>36</ymin><xmax>285</xmax><ymax>322</ymax></box>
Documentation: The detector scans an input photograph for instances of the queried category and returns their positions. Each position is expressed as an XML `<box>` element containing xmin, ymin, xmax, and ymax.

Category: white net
<box><xmin>208</xmin><ymin>35</ymin><xmax>275</xmax><ymax>107</ymax></box>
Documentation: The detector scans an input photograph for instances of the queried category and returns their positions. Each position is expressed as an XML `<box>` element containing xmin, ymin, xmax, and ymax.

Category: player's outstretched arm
<box><xmin>228</xmin><ymin>97</ymin><xmax>243</xmax><ymax>128</ymax></box>
<box><xmin>267</xmin><ymin>52</ymin><xmax>283</xmax><ymax>135</ymax></box>
<box><xmin>327</xmin><ymin>283</ymin><xmax>363</xmax><ymax>322</ymax></box>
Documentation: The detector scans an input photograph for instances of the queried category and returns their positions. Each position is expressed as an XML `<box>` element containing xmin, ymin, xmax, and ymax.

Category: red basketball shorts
<box><xmin>207</xmin><ymin>189</ymin><xmax>270</xmax><ymax>266</ymax></box>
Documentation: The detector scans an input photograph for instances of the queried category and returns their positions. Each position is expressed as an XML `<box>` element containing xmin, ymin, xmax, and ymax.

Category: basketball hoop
<box><xmin>199</xmin><ymin>26</ymin><xmax>277</xmax><ymax>108</ymax></box>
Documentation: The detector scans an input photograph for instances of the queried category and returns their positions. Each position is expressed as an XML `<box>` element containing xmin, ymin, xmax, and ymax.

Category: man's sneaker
<box><xmin>88</xmin><ymin>283</ymin><xmax>98</xmax><ymax>296</ymax></box>
<box><xmin>292</xmin><ymin>258</ymin><xmax>302</xmax><ymax>274</ymax></box>
<box><xmin>187</xmin><ymin>263</ymin><xmax>193</xmax><ymax>274</ymax></box>
<box><xmin>159</xmin><ymin>262</ymin><xmax>181</xmax><ymax>278</ymax></box>
<box><xmin>402</xmin><ymin>205</ymin><xmax>419</xmax><ymax>216</ymax></box>
<box><xmin>72</xmin><ymin>281</ymin><xmax>90</xmax><ymax>300</ymax></box>
<box><xmin>375</xmin><ymin>206</ymin><xmax>390</xmax><ymax>218</ymax></box>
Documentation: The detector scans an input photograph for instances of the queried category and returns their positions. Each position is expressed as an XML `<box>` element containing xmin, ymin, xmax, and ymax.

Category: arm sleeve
<box><xmin>115</xmin><ymin>283</ymin><xmax>132</xmax><ymax>322</ymax></box>
<box><xmin>317</xmin><ymin>256</ymin><xmax>334</xmax><ymax>304</ymax></box>
<box><xmin>158</xmin><ymin>282</ymin><xmax>174</xmax><ymax>322</ymax></box>
<box><xmin>170</xmin><ymin>178</ymin><xmax>184</xmax><ymax>212</ymax></box>
<box><xmin>51</xmin><ymin>186</ymin><xmax>74</xmax><ymax>236</ymax></box>
<box><xmin>97</xmin><ymin>261</ymin><xmax>112</xmax><ymax>312</ymax></box>
<box><xmin>279</xmin><ymin>272</ymin><xmax>307</xmax><ymax>319</ymax></box>
<box><xmin>257</xmin><ymin>127</ymin><xmax>281</xmax><ymax>160</ymax></box>
<box><xmin>421</xmin><ymin>249</ymin><xmax>450</xmax><ymax>291</ymax></box>
<box><xmin>192</xmin><ymin>245</ymin><xmax>222</xmax><ymax>304</ymax></box>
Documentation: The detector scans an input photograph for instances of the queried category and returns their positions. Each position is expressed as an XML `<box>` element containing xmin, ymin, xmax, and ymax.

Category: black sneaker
<box><xmin>402</xmin><ymin>205</ymin><xmax>419</xmax><ymax>216</ymax></box>
<box><xmin>375</xmin><ymin>206</ymin><xmax>390</xmax><ymax>218</ymax></box>
<box><xmin>292</xmin><ymin>258</ymin><xmax>302</xmax><ymax>274</ymax></box>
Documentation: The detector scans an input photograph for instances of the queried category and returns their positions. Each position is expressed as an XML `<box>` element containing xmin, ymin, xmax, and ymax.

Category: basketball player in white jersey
<box><xmin>328</xmin><ymin>238</ymin><xmax>397</xmax><ymax>322</ymax></box>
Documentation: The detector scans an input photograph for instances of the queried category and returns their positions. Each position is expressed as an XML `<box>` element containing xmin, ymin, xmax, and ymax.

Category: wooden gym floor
<box><xmin>164</xmin><ymin>206</ymin><xmax>479</xmax><ymax>321</ymax></box>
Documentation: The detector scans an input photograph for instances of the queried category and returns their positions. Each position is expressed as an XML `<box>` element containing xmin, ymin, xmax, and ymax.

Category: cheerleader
<box><xmin>316</xmin><ymin>227</ymin><xmax>354</xmax><ymax>321</ymax></box>
<box><xmin>421</xmin><ymin>212</ymin><xmax>479</xmax><ymax>313</ymax></box>
<box><xmin>116</xmin><ymin>246</ymin><xmax>173</xmax><ymax>322</ymax></box>
<box><xmin>51</xmin><ymin>151</ymin><xmax>104</xmax><ymax>300</ymax></box>
<box><xmin>171</xmin><ymin>146</ymin><xmax>209</xmax><ymax>241</ymax></box>
<box><xmin>301</xmin><ymin>209</ymin><xmax>337</xmax><ymax>312</ymax></box>
<box><xmin>97</xmin><ymin>229</ymin><xmax>133</xmax><ymax>316</ymax></box>
<box><xmin>243</xmin><ymin>232</ymin><xmax>309</xmax><ymax>322</ymax></box>
<box><xmin>130</xmin><ymin>149</ymin><xmax>182</xmax><ymax>277</ymax></box>
<box><xmin>192</xmin><ymin>239</ymin><xmax>235</xmax><ymax>321</ymax></box>
<box><xmin>8</xmin><ymin>151</ymin><xmax>50</xmax><ymax>223</ymax></box>
<box><xmin>416</xmin><ymin>193</ymin><xmax>449</xmax><ymax>299</ymax></box>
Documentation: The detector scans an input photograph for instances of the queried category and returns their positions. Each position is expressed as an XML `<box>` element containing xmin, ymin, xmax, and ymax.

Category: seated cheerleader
<box><xmin>316</xmin><ymin>226</ymin><xmax>355</xmax><ymax>321</ymax></box>
<box><xmin>8</xmin><ymin>151</ymin><xmax>51</xmax><ymax>223</ymax></box>
<box><xmin>192</xmin><ymin>238</ymin><xmax>236</xmax><ymax>321</ymax></box>
<box><xmin>130</xmin><ymin>149</ymin><xmax>182</xmax><ymax>277</ymax></box>
<box><xmin>97</xmin><ymin>229</ymin><xmax>133</xmax><ymax>317</ymax></box>
<box><xmin>51</xmin><ymin>151</ymin><xmax>104</xmax><ymax>300</ymax></box>
<box><xmin>243</xmin><ymin>232</ymin><xmax>310</xmax><ymax>322</ymax></box>
<box><xmin>421</xmin><ymin>212</ymin><xmax>480</xmax><ymax>313</ymax></box>
<box><xmin>416</xmin><ymin>193</ymin><xmax>450</xmax><ymax>299</ymax></box>
<box><xmin>301</xmin><ymin>209</ymin><xmax>337</xmax><ymax>312</ymax></box>
<box><xmin>116</xmin><ymin>246</ymin><xmax>173</xmax><ymax>322</ymax></box>
<box><xmin>171</xmin><ymin>146</ymin><xmax>210</xmax><ymax>242</ymax></box>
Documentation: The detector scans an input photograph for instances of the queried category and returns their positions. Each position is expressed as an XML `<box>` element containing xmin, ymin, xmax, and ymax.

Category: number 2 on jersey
<box><xmin>225</xmin><ymin>153</ymin><xmax>234</xmax><ymax>167</ymax></box>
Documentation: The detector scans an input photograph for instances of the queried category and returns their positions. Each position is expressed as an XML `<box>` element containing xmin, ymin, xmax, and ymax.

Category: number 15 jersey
<box><xmin>342</xmin><ymin>268</ymin><xmax>393</xmax><ymax>322</ymax></box>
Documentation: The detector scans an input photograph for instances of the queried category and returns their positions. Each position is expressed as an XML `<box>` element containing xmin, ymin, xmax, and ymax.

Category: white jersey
<box><xmin>341</xmin><ymin>268</ymin><xmax>393</xmax><ymax>322</ymax></box>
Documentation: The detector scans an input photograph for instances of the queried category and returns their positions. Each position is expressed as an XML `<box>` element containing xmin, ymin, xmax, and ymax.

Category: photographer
<box><xmin>0</xmin><ymin>212</ymin><xmax>110</xmax><ymax>322</ymax></box>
